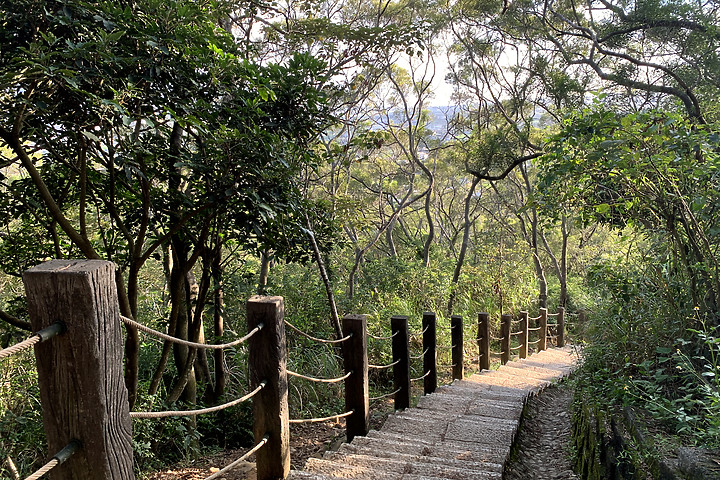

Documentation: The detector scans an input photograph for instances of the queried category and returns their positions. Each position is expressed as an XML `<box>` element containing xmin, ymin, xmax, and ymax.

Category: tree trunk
<box><xmin>447</xmin><ymin>177</ymin><xmax>480</xmax><ymax>316</ymax></box>
<box><xmin>307</xmin><ymin>215</ymin><xmax>343</xmax><ymax>339</ymax></box>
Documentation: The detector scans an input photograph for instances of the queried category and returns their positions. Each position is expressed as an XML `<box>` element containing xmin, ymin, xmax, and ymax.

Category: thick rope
<box><xmin>547</xmin><ymin>312</ymin><xmax>559</xmax><ymax>317</ymax></box>
<box><xmin>369</xmin><ymin>359</ymin><xmax>401</xmax><ymax>370</ymax></box>
<box><xmin>510</xmin><ymin>331</ymin><xmax>522</xmax><ymax>336</ymax></box>
<box><xmin>370</xmin><ymin>388</ymin><xmax>402</xmax><ymax>401</ymax></box>
<box><xmin>529</xmin><ymin>315</ymin><xmax>542</xmax><ymax>322</ymax></box>
<box><xmin>1</xmin><ymin>323</ymin><xmax>65</xmax><ymax>360</ymax></box>
<box><xmin>289</xmin><ymin>410</ymin><xmax>354</xmax><ymax>424</ymax></box>
<box><xmin>1</xmin><ymin>336</ymin><xmax>40</xmax><ymax>360</ymax></box>
<box><xmin>24</xmin><ymin>441</ymin><xmax>80</xmax><ymax>480</ymax></box>
<box><xmin>120</xmin><ymin>315</ymin><xmax>262</xmax><ymax>350</ymax></box>
<box><xmin>410</xmin><ymin>325</ymin><xmax>430</xmax><ymax>339</ymax></box>
<box><xmin>204</xmin><ymin>434</ymin><xmax>269</xmax><ymax>480</ymax></box>
<box><xmin>287</xmin><ymin>370</ymin><xmax>352</xmax><ymax>384</ymax></box>
<box><xmin>528</xmin><ymin>326</ymin><xmax>542</xmax><ymax>332</ymax></box>
<box><xmin>284</xmin><ymin>320</ymin><xmax>352</xmax><ymax>344</ymax></box>
<box><xmin>528</xmin><ymin>339</ymin><xmax>542</xmax><ymax>345</ymax></box>
<box><xmin>24</xmin><ymin>459</ymin><xmax>58</xmax><ymax>480</ymax></box>
<box><xmin>438</xmin><ymin>363</ymin><xmax>457</xmax><ymax>368</ymax></box>
<box><xmin>410</xmin><ymin>370</ymin><xmax>431</xmax><ymax>382</ymax></box>
<box><xmin>409</xmin><ymin>347</ymin><xmax>429</xmax><ymax>360</ymax></box>
<box><xmin>368</xmin><ymin>331</ymin><xmax>398</xmax><ymax>340</ymax></box>
<box><xmin>490</xmin><ymin>350</ymin><xmax>506</xmax><ymax>356</ymax></box>
<box><xmin>489</xmin><ymin>335</ymin><xmax>504</xmax><ymax>341</ymax></box>
<box><xmin>131</xmin><ymin>382</ymin><xmax>266</xmax><ymax>419</ymax></box>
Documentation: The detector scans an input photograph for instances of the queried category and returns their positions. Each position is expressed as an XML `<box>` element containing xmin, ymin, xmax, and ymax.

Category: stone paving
<box><xmin>288</xmin><ymin>346</ymin><xmax>579</xmax><ymax>480</ymax></box>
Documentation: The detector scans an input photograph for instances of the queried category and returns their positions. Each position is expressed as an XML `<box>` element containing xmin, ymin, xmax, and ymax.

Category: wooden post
<box><xmin>451</xmin><ymin>315</ymin><xmax>464</xmax><ymax>380</ymax></box>
<box><xmin>23</xmin><ymin>260</ymin><xmax>134</xmax><ymax>480</ymax></box>
<box><xmin>557</xmin><ymin>306</ymin><xmax>566</xmax><ymax>347</ymax></box>
<box><xmin>391</xmin><ymin>315</ymin><xmax>410</xmax><ymax>410</ymax></box>
<box><xmin>519</xmin><ymin>311</ymin><xmax>529</xmax><ymax>359</ymax></box>
<box><xmin>342</xmin><ymin>314</ymin><xmax>369</xmax><ymax>442</ymax></box>
<box><xmin>500</xmin><ymin>314</ymin><xmax>511</xmax><ymax>365</ymax></box>
<box><xmin>477</xmin><ymin>312</ymin><xmax>490</xmax><ymax>371</ymax></box>
<box><xmin>422</xmin><ymin>312</ymin><xmax>437</xmax><ymax>395</ymax></box>
<box><xmin>539</xmin><ymin>308</ymin><xmax>548</xmax><ymax>351</ymax></box>
<box><xmin>247</xmin><ymin>296</ymin><xmax>290</xmax><ymax>480</ymax></box>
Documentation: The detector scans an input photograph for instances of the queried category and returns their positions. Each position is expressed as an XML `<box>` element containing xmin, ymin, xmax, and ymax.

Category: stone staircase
<box><xmin>289</xmin><ymin>346</ymin><xmax>579</xmax><ymax>480</ymax></box>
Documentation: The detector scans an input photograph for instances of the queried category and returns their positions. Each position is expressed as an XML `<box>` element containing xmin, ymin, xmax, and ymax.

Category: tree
<box><xmin>0</xmin><ymin>0</ymin><xmax>335</xmax><ymax>406</ymax></box>
<box><xmin>538</xmin><ymin>105</ymin><xmax>720</xmax><ymax>318</ymax></box>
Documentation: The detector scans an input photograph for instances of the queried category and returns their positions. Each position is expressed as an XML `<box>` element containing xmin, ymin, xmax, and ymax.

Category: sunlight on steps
<box><xmin>288</xmin><ymin>346</ymin><xmax>579</xmax><ymax>480</ymax></box>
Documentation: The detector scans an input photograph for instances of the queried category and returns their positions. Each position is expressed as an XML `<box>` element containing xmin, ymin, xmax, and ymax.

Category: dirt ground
<box><xmin>144</xmin><ymin>398</ymin><xmax>394</xmax><ymax>480</ymax></box>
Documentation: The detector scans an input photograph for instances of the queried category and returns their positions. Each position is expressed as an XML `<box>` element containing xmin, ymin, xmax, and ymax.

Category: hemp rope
<box><xmin>284</xmin><ymin>320</ymin><xmax>352</xmax><ymax>344</ymax></box>
<box><xmin>287</xmin><ymin>370</ymin><xmax>352</xmax><ymax>384</ymax></box>
<box><xmin>131</xmin><ymin>381</ymin><xmax>266</xmax><ymax>419</ymax></box>
<box><xmin>120</xmin><ymin>315</ymin><xmax>262</xmax><ymax>350</ymax></box>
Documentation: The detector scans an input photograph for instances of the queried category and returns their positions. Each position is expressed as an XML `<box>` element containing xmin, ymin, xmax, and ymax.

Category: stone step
<box><xmin>313</xmin><ymin>451</ymin><xmax>502</xmax><ymax>480</ymax></box>
<box><xmin>348</xmin><ymin>435</ymin><xmax>509</xmax><ymax>465</ymax></box>
<box><xmin>363</xmin><ymin>430</ymin><xmax>512</xmax><ymax>461</ymax></box>
<box><xmin>496</xmin><ymin>364</ymin><xmax>563</xmax><ymax>380</ymax></box>
<box><xmin>393</xmin><ymin>408</ymin><xmax>519</xmax><ymax>428</ymax></box>
<box><xmin>335</xmin><ymin>445</ymin><xmax>504</xmax><ymax>473</ymax></box>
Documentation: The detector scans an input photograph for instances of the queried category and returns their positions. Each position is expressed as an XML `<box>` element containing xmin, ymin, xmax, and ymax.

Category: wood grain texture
<box><xmin>391</xmin><ymin>316</ymin><xmax>410</xmax><ymax>411</ymax></box>
<box><xmin>247</xmin><ymin>296</ymin><xmax>290</xmax><ymax>480</ymax></box>
<box><xmin>477</xmin><ymin>312</ymin><xmax>490</xmax><ymax>371</ymax></box>
<box><xmin>422</xmin><ymin>312</ymin><xmax>436</xmax><ymax>395</ymax></box>
<box><xmin>23</xmin><ymin>259</ymin><xmax>133</xmax><ymax>480</ymax></box>
<box><xmin>519</xmin><ymin>311</ymin><xmax>528</xmax><ymax>359</ymax></box>
<box><xmin>450</xmin><ymin>315</ymin><xmax>463</xmax><ymax>380</ymax></box>
<box><xmin>342</xmin><ymin>315</ymin><xmax>368</xmax><ymax>442</ymax></box>
<box><xmin>539</xmin><ymin>308</ymin><xmax>548</xmax><ymax>351</ymax></box>
<box><xmin>500</xmin><ymin>314</ymin><xmax>512</xmax><ymax>365</ymax></box>
<box><xmin>557</xmin><ymin>307</ymin><xmax>565</xmax><ymax>348</ymax></box>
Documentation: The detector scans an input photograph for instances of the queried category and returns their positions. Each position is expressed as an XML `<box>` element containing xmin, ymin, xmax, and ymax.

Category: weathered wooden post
<box><xmin>557</xmin><ymin>306</ymin><xmax>566</xmax><ymax>347</ymax></box>
<box><xmin>477</xmin><ymin>312</ymin><xmax>490</xmax><ymax>371</ymax></box>
<box><xmin>451</xmin><ymin>315</ymin><xmax>464</xmax><ymax>380</ymax></box>
<box><xmin>391</xmin><ymin>315</ymin><xmax>411</xmax><ymax>410</ymax></box>
<box><xmin>23</xmin><ymin>260</ymin><xmax>134</xmax><ymax>480</ymax></box>
<box><xmin>519</xmin><ymin>311</ymin><xmax>529</xmax><ymax>359</ymax></box>
<box><xmin>422</xmin><ymin>312</ymin><xmax>437</xmax><ymax>395</ymax></box>
<box><xmin>539</xmin><ymin>307</ymin><xmax>548</xmax><ymax>351</ymax></box>
<box><xmin>342</xmin><ymin>314</ymin><xmax>369</xmax><ymax>442</ymax></box>
<box><xmin>500</xmin><ymin>314</ymin><xmax>511</xmax><ymax>365</ymax></box>
<box><xmin>248</xmin><ymin>296</ymin><xmax>290</xmax><ymax>480</ymax></box>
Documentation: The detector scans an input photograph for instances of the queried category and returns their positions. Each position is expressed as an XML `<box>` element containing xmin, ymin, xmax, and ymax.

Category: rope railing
<box><xmin>131</xmin><ymin>381</ymin><xmax>266</xmax><ymax>419</ymax></box>
<box><xmin>120</xmin><ymin>315</ymin><xmax>263</xmax><ymax>350</ymax></box>
<box><xmin>287</xmin><ymin>370</ymin><xmax>353</xmax><ymax>384</ymax></box>
<box><xmin>410</xmin><ymin>325</ymin><xmax>430</xmax><ymax>339</ymax></box>
<box><xmin>489</xmin><ymin>335</ymin><xmax>504</xmax><ymax>341</ymax></box>
<box><xmin>284</xmin><ymin>320</ymin><xmax>353</xmax><ymax>344</ymax></box>
<box><xmin>490</xmin><ymin>350</ymin><xmax>506</xmax><ymax>356</ymax></box>
<box><xmin>528</xmin><ymin>339</ymin><xmax>542</xmax><ymax>345</ymax></box>
<box><xmin>410</xmin><ymin>370</ymin><xmax>432</xmax><ymax>382</ymax></box>
<box><xmin>369</xmin><ymin>359</ymin><xmax>401</xmax><ymax>370</ymax></box>
<box><xmin>547</xmin><ymin>312</ymin><xmax>559</xmax><ymax>317</ymax></box>
<box><xmin>509</xmin><ymin>331</ymin><xmax>522</xmax><ymax>336</ymax></box>
<box><xmin>438</xmin><ymin>363</ymin><xmax>457</xmax><ymax>368</ymax></box>
<box><xmin>509</xmin><ymin>345</ymin><xmax>521</xmax><ymax>351</ymax></box>
<box><xmin>24</xmin><ymin>440</ymin><xmax>80</xmax><ymax>480</ymax></box>
<box><xmin>204</xmin><ymin>434</ymin><xmax>269</xmax><ymax>480</ymax></box>
<box><xmin>370</xmin><ymin>387</ymin><xmax>401</xmax><ymax>402</ymax></box>
<box><xmin>289</xmin><ymin>410</ymin><xmax>354</xmax><ymax>424</ymax></box>
<box><xmin>528</xmin><ymin>326</ymin><xmax>542</xmax><ymax>332</ymax></box>
<box><xmin>368</xmin><ymin>331</ymin><xmax>398</xmax><ymax>340</ymax></box>
<box><xmin>409</xmin><ymin>347</ymin><xmax>429</xmax><ymax>360</ymax></box>
<box><xmin>0</xmin><ymin>323</ymin><xmax>65</xmax><ymax>360</ymax></box>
